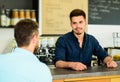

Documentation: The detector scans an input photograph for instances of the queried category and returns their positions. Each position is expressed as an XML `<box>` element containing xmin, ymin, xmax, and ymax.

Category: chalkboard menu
<box><xmin>89</xmin><ymin>0</ymin><xmax>120</xmax><ymax>25</ymax></box>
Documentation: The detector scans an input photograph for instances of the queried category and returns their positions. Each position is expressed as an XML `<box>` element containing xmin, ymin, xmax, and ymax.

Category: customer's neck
<box><xmin>20</xmin><ymin>46</ymin><xmax>34</xmax><ymax>53</ymax></box>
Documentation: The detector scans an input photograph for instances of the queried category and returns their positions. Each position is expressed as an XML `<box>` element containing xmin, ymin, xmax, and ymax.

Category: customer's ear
<box><xmin>32</xmin><ymin>34</ymin><xmax>38</xmax><ymax>44</ymax></box>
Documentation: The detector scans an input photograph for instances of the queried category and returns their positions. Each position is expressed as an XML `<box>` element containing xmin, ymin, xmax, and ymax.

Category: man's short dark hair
<box><xmin>69</xmin><ymin>9</ymin><xmax>86</xmax><ymax>21</ymax></box>
<box><xmin>14</xmin><ymin>19</ymin><xmax>39</xmax><ymax>47</ymax></box>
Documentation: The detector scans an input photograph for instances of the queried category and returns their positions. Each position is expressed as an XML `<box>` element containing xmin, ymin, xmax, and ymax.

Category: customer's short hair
<box><xmin>14</xmin><ymin>19</ymin><xmax>39</xmax><ymax>47</ymax></box>
<box><xmin>69</xmin><ymin>9</ymin><xmax>86</xmax><ymax>21</ymax></box>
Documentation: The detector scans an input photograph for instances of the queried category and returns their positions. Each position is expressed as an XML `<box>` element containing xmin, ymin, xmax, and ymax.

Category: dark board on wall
<box><xmin>0</xmin><ymin>0</ymin><xmax>33</xmax><ymax>9</ymax></box>
<box><xmin>89</xmin><ymin>0</ymin><xmax>120</xmax><ymax>25</ymax></box>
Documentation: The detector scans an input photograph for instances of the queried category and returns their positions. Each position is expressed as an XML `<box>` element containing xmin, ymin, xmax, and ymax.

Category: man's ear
<box><xmin>32</xmin><ymin>34</ymin><xmax>37</xmax><ymax>44</ymax></box>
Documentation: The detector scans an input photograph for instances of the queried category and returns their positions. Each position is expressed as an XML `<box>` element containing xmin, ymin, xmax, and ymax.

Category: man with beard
<box><xmin>0</xmin><ymin>19</ymin><xmax>52</xmax><ymax>82</ymax></box>
<box><xmin>54</xmin><ymin>9</ymin><xmax>117</xmax><ymax>71</ymax></box>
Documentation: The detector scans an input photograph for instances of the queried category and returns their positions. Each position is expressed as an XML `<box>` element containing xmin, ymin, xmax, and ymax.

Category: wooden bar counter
<box><xmin>48</xmin><ymin>61</ymin><xmax>120</xmax><ymax>82</ymax></box>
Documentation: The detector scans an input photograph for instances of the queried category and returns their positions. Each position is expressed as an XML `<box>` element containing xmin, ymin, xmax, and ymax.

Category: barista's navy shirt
<box><xmin>54</xmin><ymin>31</ymin><xmax>108</xmax><ymax>66</ymax></box>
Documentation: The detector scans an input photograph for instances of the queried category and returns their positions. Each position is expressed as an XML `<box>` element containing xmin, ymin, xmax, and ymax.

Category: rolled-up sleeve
<box><xmin>93</xmin><ymin>37</ymin><xmax>108</xmax><ymax>62</ymax></box>
<box><xmin>54</xmin><ymin>37</ymin><xmax>66</xmax><ymax>64</ymax></box>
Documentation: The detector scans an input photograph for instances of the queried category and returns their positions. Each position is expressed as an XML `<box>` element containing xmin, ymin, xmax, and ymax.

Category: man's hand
<box><xmin>68</xmin><ymin>62</ymin><xmax>87</xmax><ymax>71</ymax></box>
<box><xmin>104</xmin><ymin>56</ymin><xmax>118</xmax><ymax>68</ymax></box>
<box><xmin>106</xmin><ymin>60</ymin><xmax>118</xmax><ymax>68</ymax></box>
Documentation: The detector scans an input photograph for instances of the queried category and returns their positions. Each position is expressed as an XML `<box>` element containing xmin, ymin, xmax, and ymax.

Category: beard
<box><xmin>74</xmin><ymin>27</ymin><xmax>83</xmax><ymax>35</ymax></box>
<box><xmin>33</xmin><ymin>40</ymin><xmax>39</xmax><ymax>53</ymax></box>
<box><xmin>35</xmin><ymin>45</ymin><xmax>39</xmax><ymax>51</ymax></box>
<box><xmin>75</xmin><ymin>32</ymin><xmax>82</xmax><ymax>35</ymax></box>
<box><xmin>33</xmin><ymin>44</ymin><xmax>39</xmax><ymax>54</ymax></box>
<box><xmin>35</xmin><ymin>42</ymin><xmax>39</xmax><ymax>49</ymax></box>
<box><xmin>74</xmin><ymin>31</ymin><xmax>82</xmax><ymax>35</ymax></box>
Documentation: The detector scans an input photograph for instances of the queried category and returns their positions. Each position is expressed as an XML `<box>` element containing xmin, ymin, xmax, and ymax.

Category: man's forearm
<box><xmin>55</xmin><ymin>60</ymin><xmax>73</xmax><ymax>68</ymax></box>
<box><xmin>55</xmin><ymin>60</ymin><xmax>68</xmax><ymax>68</ymax></box>
<box><xmin>103</xmin><ymin>56</ymin><xmax>113</xmax><ymax>64</ymax></box>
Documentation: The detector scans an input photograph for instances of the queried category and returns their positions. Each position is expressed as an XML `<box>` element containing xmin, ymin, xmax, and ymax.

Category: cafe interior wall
<box><xmin>1</xmin><ymin>25</ymin><xmax>120</xmax><ymax>55</ymax></box>
<box><xmin>88</xmin><ymin>24</ymin><xmax>120</xmax><ymax>56</ymax></box>
<box><xmin>0</xmin><ymin>28</ymin><xmax>14</xmax><ymax>54</ymax></box>
<box><xmin>0</xmin><ymin>28</ymin><xmax>58</xmax><ymax>54</ymax></box>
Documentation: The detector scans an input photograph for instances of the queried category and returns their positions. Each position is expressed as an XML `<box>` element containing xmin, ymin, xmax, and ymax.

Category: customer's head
<box><xmin>14</xmin><ymin>19</ymin><xmax>39</xmax><ymax>49</ymax></box>
<box><xmin>69</xmin><ymin>9</ymin><xmax>86</xmax><ymax>21</ymax></box>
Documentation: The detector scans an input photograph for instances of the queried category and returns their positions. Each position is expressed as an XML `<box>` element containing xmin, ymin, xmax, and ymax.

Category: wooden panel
<box><xmin>41</xmin><ymin>0</ymin><xmax>88</xmax><ymax>35</ymax></box>
<box><xmin>65</xmin><ymin>78</ymin><xmax>110</xmax><ymax>82</ymax></box>
<box><xmin>53</xmin><ymin>75</ymin><xmax>120</xmax><ymax>82</ymax></box>
<box><xmin>111</xmin><ymin>78</ymin><xmax>120</xmax><ymax>82</ymax></box>
<box><xmin>53</xmin><ymin>79</ymin><xmax>64</xmax><ymax>82</ymax></box>
<box><xmin>64</xmin><ymin>76</ymin><xmax>113</xmax><ymax>82</ymax></box>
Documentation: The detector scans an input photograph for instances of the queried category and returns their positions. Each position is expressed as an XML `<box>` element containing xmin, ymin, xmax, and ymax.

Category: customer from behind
<box><xmin>0</xmin><ymin>19</ymin><xmax>52</xmax><ymax>82</ymax></box>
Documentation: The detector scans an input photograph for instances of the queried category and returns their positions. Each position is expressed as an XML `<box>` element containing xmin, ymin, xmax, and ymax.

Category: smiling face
<box><xmin>70</xmin><ymin>16</ymin><xmax>86</xmax><ymax>35</ymax></box>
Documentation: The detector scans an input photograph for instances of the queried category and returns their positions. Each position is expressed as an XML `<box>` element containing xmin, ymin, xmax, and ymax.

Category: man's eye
<box><xmin>73</xmin><ymin>22</ymin><xmax>76</xmax><ymax>24</ymax></box>
<box><xmin>79</xmin><ymin>21</ymin><xmax>83</xmax><ymax>23</ymax></box>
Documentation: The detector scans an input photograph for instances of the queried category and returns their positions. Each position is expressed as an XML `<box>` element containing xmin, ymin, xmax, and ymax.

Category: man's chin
<box><xmin>76</xmin><ymin>32</ymin><xmax>82</xmax><ymax>35</ymax></box>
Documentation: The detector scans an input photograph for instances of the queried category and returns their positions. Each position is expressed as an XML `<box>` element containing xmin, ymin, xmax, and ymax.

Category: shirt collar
<box><xmin>13</xmin><ymin>47</ymin><xmax>34</xmax><ymax>56</ymax></box>
<box><xmin>71</xmin><ymin>31</ymin><xmax>87</xmax><ymax>41</ymax></box>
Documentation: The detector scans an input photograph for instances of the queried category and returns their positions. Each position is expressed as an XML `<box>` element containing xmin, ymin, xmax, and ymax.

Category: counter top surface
<box><xmin>48</xmin><ymin>61</ymin><xmax>120</xmax><ymax>80</ymax></box>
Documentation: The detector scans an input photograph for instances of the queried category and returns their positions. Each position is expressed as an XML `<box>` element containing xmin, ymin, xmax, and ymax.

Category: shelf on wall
<box><xmin>0</xmin><ymin>0</ymin><xmax>38</xmax><ymax>28</ymax></box>
<box><xmin>0</xmin><ymin>26</ymin><xmax>14</xmax><ymax>28</ymax></box>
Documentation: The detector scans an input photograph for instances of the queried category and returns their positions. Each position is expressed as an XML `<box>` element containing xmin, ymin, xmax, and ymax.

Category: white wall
<box><xmin>88</xmin><ymin>25</ymin><xmax>120</xmax><ymax>56</ymax></box>
<box><xmin>0</xmin><ymin>28</ymin><xmax>14</xmax><ymax>54</ymax></box>
<box><xmin>1</xmin><ymin>25</ymin><xmax>120</xmax><ymax>55</ymax></box>
<box><xmin>88</xmin><ymin>25</ymin><xmax>120</xmax><ymax>47</ymax></box>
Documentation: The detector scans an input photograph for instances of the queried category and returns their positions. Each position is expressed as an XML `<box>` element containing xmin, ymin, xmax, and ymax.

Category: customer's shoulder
<box><xmin>39</xmin><ymin>62</ymin><xmax>50</xmax><ymax>69</ymax></box>
<box><xmin>38</xmin><ymin>62</ymin><xmax>52</xmax><ymax>75</ymax></box>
